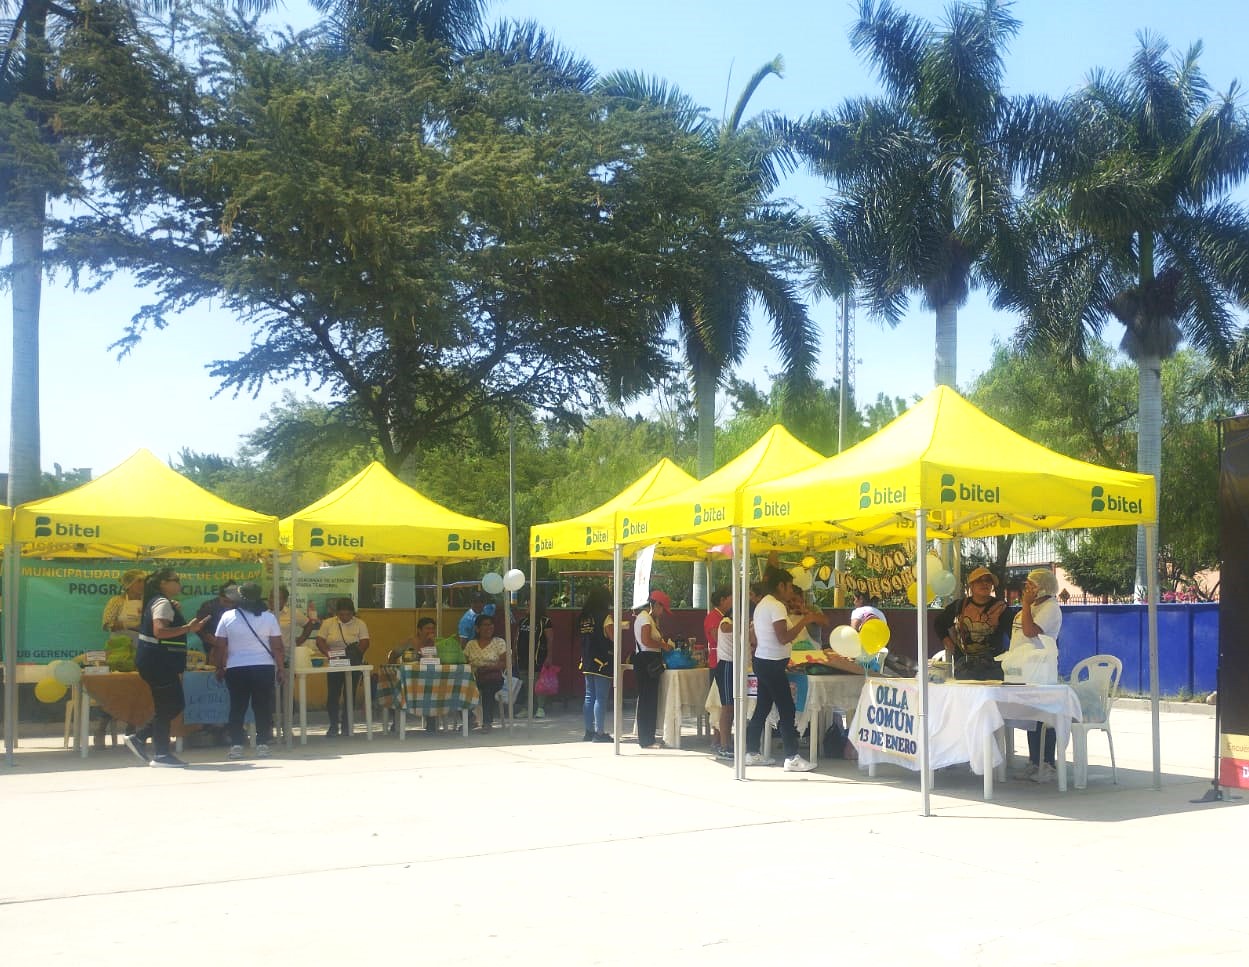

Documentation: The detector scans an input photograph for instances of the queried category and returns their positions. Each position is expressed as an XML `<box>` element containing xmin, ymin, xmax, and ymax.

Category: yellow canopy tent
<box><xmin>530</xmin><ymin>458</ymin><xmax>696</xmax><ymax>562</ymax></box>
<box><xmin>4</xmin><ymin>451</ymin><xmax>280</xmax><ymax>764</ymax></box>
<box><xmin>279</xmin><ymin>462</ymin><xmax>510</xmax><ymax>742</ymax></box>
<box><xmin>524</xmin><ymin>458</ymin><xmax>697</xmax><ymax>724</ymax></box>
<box><xmin>280</xmin><ymin>461</ymin><xmax>507</xmax><ymax>565</ymax></box>
<box><xmin>745</xmin><ymin>386</ymin><xmax>1160</xmax><ymax>809</ymax></box>
<box><xmin>747</xmin><ymin>386</ymin><xmax>1155</xmax><ymax>543</ymax></box>
<box><xmin>614</xmin><ymin>425</ymin><xmax>829</xmax><ymax>557</ymax></box>
<box><xmin>0</xmin><ymin>505</ymin><xmax>10</xmax><ymax>548</ymax></box>
<box><xmin>13</xmin><ymin>449</ymin><xmax>279</xmax><ymax>558</ymax></box>
<box><xmin>595</xmin><ymin>426</ymin><xmax>828</xmax><ymax>757</ymax></box>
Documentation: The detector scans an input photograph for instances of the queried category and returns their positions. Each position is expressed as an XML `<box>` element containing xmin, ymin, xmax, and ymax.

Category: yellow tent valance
<box><xmin>530</xmin><ymin>458</ymin><xmax>696</xmax><ymax>561</ymax></box>
<box><xmin>12</xmin><ymin>450</ymin><xmax>279</xmax><ymax>558</ymax></box>
<box><xmin>280</xmin><ymin>462</ymin><xmax>508</xmax><ymax>564</ymax></box>
<box><xmin>747</xmin><ymin>386</ymin><xmax>1157</xmax><ymax>544</ymax></box>
<box><xmin>615</xmin><ymin>425</ymin><xmax>836</xmax><ymax>555</ymax></box>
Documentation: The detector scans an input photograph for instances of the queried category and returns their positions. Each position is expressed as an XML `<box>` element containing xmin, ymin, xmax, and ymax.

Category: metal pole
<box><xmin>735</xmin><ymin>527</ymin><xmax>752</xmax><ymax>780</ymax></box>
<box><xmin>285</xmin><ymin>554</ymin><xmax>299</xmax><ymax>750</ymax></box>
<box><xmin>1146</xmin><ymin>523</ymin><xmax>1161</xmax><ymax>790</ymax></box>
<box><xmin>833</xmin><ymin>292</ymin><xmax>850</xmax><ymax>606</ymax></box>
<box><xmin>528</xmin><ymin>556</ymin><xmax>537</xmax><ymax>735</ymax></box>
<box><xmin>612</xmin><ymin>544</ymin><xmax>623</xmax><ymax>756</ymax></box>
<box><xmin>915</xmin><ymin>512</ymin><xmax>931</xmax><ymax>817</ymax></box>
<box><xmin>4</xmin><ymin>539</ymin><xmax>19</xmax><ymax>765</ymax></box>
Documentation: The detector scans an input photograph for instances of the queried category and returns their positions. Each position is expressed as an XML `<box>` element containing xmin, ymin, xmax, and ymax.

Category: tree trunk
<box><xmin>1135</xmin><ymin>352</ymin><xmax>1163</xmax><ymax>598</ymax></box>
<box><xmin>6</xmin><ymin>8</ymin><xmax>49</xmax><ymax>507</ymax></box>
<box><xmin>692</xmin><ymin>360</ymin><xmax>717</xmax><ymax>608</ymax></box>
<box><xmin>933</xmin><ymin>300</ymin><xmax>958</xmax><ymax>389</ymax></box>
<box><xmin>8</xmin><ymin>205</ymin><xmax>45</xmax><ymax>506</ymax></box>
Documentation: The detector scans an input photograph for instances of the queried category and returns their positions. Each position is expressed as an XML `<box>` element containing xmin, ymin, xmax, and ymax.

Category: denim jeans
<box><xmin>584</xmin><ymin>674</ymin><xmax>611</xmax><ymax>733</ymax></box>
<box><xmin>1028</xmin><ymin>721</ymin><xmax>1057</xmax><ymax>765</ymax></box>
<box><xmin>745</xmin><ymin>656</ymin><xmax>799</xmax><ymax>759</ymax></box>
<box><xmin>135</xmin><ymin>641</ymin><xmax>187</xmax><ymax>756</ymax></box>
<box><xmin>225</xmin><ymin>664</ymin><xmax>276</xmax><ymax>746</ymax></box>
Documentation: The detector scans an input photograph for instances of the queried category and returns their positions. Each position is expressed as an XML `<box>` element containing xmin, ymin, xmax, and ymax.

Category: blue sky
<box><xmin>4</xmin><ymin>0</ymin><xmax>1248</xmax><ymax>476</ymax></box>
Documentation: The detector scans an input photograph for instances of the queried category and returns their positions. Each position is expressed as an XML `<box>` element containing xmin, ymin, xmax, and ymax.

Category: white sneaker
<box><xmin>227</xmin><ymin>745</ymin><xmax>244</xmax><ymax>760</ymax></box>
<box><xmin>783</xmin><ymin>755</ymin><xmax>816</xmax><ymax>773</ymax></box>
<box><xmin>535</xmin><ymin>707</ymin><xmax>546</xmax><ymax>719</ymax></box>
<box><xmin>256</xmin><ymin>744</ymin><xmax>271</xmax><ymax>758</ymax></box>
<box><xmin>1030</xmin><ymin>762</ymin><xmax>1056</xmax><ymax>783</ymax></box>
<box><xmin>1012</xmin><ymin>763</ymin><xmax>1039</xmax><ymax>780</ymax></box>
<box><xmin>744</xmin><ymin>753</ymin><xmax>777</xmax><ymax>767</ymax></box>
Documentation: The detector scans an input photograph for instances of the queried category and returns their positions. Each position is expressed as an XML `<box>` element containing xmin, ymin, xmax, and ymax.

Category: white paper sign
<box><xmin>631</xmin><ymin>543</ymin><xmax>657</xmax><ymax>609</ymax></box>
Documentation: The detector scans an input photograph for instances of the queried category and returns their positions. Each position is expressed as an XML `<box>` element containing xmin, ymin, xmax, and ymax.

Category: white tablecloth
<box><xmin>706</xmin><ymin>673</ymin><xmax>868</xmax><ymax>765</ymax></box>
<box><xmin>851</xmin><ymin>680</ymin><xmax>1083</xmax><ymax>797</ymax></box>
<box><xmin>658</xmin><ymin>668</ymin><xmax>713</xmax><ymax>747</ymax></box>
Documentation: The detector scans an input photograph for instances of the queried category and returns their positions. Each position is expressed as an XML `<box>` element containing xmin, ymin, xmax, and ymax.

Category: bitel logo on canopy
<box><xmin>35</xmin><ymin>515</ymin><xmax>99</xmax><ymax>538</ymax></box>
<box><xmin>1089</xmin><ymin>486</ymin><xmax>1142</xmax><ymax>514</ymax></box>
<box><xmin>203</xmin><ymin>523</ymin><xmax>264</xmax><ymax>544</ymax></box>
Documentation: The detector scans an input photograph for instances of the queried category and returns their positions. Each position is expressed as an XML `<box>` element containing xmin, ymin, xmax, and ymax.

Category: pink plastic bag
<box><xmin>534</xmin><ymin>664</ymin><xmax>561</xmax><ymax>697</ymax></box>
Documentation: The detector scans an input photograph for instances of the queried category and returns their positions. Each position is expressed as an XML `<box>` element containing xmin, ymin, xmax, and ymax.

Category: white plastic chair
<box><xmin>1068</xmin><ymin>655</ymin><xmax>1122</xmax><ymax>789</ymax></box>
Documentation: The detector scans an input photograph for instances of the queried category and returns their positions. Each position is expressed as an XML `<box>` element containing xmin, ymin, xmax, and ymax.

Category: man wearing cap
<box><xmin>632</xmin><ymin>590</ymin><xmax>674</xmax><ymax>749</ymax></box>
<box><xmin>934</xmin><ymin>567</ymin><xmax>1010</xmax><ymax>680</ymax></box>
<box><xmin>1011</xmin><ymin>569</ymin><xmax>1064</xmax><ymax>781</ymax></box>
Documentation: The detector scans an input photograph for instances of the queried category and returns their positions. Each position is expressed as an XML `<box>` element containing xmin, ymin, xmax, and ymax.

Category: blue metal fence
<box><xmin>1057</xmin><ymin>603</ymin><xmax>1218</xmax><ymax>695</ymax></box>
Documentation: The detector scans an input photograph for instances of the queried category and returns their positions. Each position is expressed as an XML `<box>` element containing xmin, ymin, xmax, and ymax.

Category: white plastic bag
<box><xmin>996</xmin><ymin>634</ymin><xmax>1058</xmax><ymax>685</ymax></box>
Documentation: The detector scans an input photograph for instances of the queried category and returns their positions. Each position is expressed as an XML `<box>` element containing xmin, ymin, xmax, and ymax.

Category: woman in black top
<box><xmin>124</xmin><ymin>569</ymin><xmax>206</xmax><ymax>767</ymax></box>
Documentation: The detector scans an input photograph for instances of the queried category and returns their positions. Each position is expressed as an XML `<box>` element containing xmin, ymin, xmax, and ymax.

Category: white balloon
<box><xmin>924</xmin><ymin>553</ymin><xmax>943</xmax><ymax>577</ymax></box>
<box><xmin>932</xmin><ymin>569</ymin><xmax>957</xmax><ymax>597</ymax></box>
<box><xmin>52</xmin><ymin>660</ymin><xmax>83</xmax><ymax>686</ymax></box>
<box><xmin>481</xmin><ymin>572</ymin><xmax>504</xmax><ymax>595</ymax></box>
<box><xmin>503</xmin><ymin>568</ymin><xmax>526</xmax><ymax>592</ymax></box>
<box><xmin>829</xmin><ymin>625</ymin><xmax>863</xmax><ymax>659</ymax></box>
<box><xmin>789</xmin><ymin>565</ymin><xmax>813</xmax><ymax>591</ymax></box>
<box><xmin>297</xmin><ymin>553</ymin><xmax>323</xmax><ymax>574</ymax></box>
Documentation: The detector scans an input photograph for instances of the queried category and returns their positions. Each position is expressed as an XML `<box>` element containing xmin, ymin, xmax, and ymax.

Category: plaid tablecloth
<box><xmin>380</xmin><ymin>663</ymin><xmax>481</xmax><ymax>717</ymax></box>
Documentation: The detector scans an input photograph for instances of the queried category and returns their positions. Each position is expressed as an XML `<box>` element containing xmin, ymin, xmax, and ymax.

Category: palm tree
<box><xmin>599</xmin><ymin>60</ymin><xmax>828</xmax><ymax>605</ymax></box>
<box><xmin>792</xmin><ymin>0</ymin><xmax>1023</xmax><ymax>389</ymax></box>
<box><xmin>310</xmin><ymin>0</ymin><xmax>490</xmax><ymax>53</ymax></box>
<box><xmin>1</xmin><ymin>0</ymin><xmax>276</xmax><ymax>507</ymax></box>
<box><xmin>1002</xmin><ymin>35</ymin><xmax>1249</xmax><ymax>593</ymax></box>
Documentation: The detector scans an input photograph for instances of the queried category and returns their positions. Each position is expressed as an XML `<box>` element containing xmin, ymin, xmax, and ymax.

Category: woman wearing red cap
<box><xmin>633</xmin><ymin>591</ymin><xmax>673</xmax><ymax>748</ymax></box>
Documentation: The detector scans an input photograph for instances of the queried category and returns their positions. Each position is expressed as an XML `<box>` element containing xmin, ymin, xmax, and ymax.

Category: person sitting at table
<box><xmin>387</xmin><ymin>616</ymin><xmax>439</xmax><ymax>733</ymax></box>
<box><xmin>464</xmin><ymin>612</ymin><xmax>508</xmax><ymax>731</ymax></box>
<box><xmin>212</xmin><ymin>582</ymin><xmax>284</xmax><ymax>759</ymax></box>
<box><xmin>276</xmin><ymin>587</ymin><xmax>318</xmax><ymax>648</ymax></box>
<box><xmin>315</xmin><ymin>598</ymin><xmax>370</xmax><ymax>738</ymax></box>
<box><xmin>934</xmin><ymin>567</ymin><xmax>1010</xmax><ymax>680</ymax></box>
<box><xmin>849</xmin><ymin>592</ymin><xmax>886</xmax><ymax>632</ymax></box>
<box><xmin>1012</xmin><ymin>569</ymin><xmax>1065</xmax><ymax>783</ymax></box>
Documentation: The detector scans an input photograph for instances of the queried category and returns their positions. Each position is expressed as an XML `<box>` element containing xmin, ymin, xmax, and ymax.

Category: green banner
<box><xmin>16</xmin><ymin>559</ymin><xmax>263</xmax><ymax>665</ymax></box>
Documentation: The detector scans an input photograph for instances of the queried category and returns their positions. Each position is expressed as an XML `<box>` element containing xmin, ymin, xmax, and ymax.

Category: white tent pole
<box><xmin>285</xmin><ymin>554</ymin><xmax>299</xmax><ymax>750</ymax></box>
<box><xmin>612</xmin><ymin>544</ymin><xmax>623</xmax><ymax>756</ymax></box>
<box><xmin>436</xmin><ymin>562</ymin><xmax>444</xmax><ymax>637</ymax></box>
<box><xmin>1146</xmin><ymin>523</ymin><xmax>1161</xmax><ymax>790</ymax></box>
<box><xmin>915</xmin><ymin>511</ymin><xmax>931</xmax><ymax>817</ymax></box>
<box><xmin>272</xmin><ymin>550</ymin><xmax>284</xmax><ymax>743</ymax></box>
<box><xmin>4</xmin><ymin>539</ymin><xmax>19</xmax><ymax>765</ymax></box>
<box><xmin>729</xmin><ymin>527</ymin><xmax>739</xmax><ymax>784</ymax></box>
<box><xmin>527</xmin><ymin>556</ymin><xmax>537</xmax><ymax>735</ymax></box>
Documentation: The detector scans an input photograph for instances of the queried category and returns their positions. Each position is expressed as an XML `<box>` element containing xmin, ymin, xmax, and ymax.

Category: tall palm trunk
<box><xmin>934</xmin><ymin>300</ymin><xmax>958</xmax><ymax>388</ymax></box>
<box><xmin>6</xmin><ymin>6</ymin><xmax>49</xmax><ymax>507</ymax></box>
<box><xmin>692</xmin><ymin>359</ymin><xmax>716</xmax><ymax>608</ymax></box>
<box><xmin>1135</xmin><ymin>351</ymin><xmax>1162</xmax><ymax>597</ymax></box>
<box><xmin>8</xmin><ymin>216</ymin><xmax>44</xmax><ymax>506</ymax></box>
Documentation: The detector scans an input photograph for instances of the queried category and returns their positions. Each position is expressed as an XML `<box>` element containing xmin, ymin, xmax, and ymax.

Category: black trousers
<box><xmin>225</xmin><ymin>664</ymin><xmax>276</xmax><ymax>746</ymax></box>
<box><xmin>633</xmin><ymin>651</ymin><xmax>665</xmax><ymax>747</ymax></box>
<box><xmin>746</xmin><ymin>656</ymin><xmax>800</xmax><ymax>760</ymax></box>
<box><xmin>135</xmin><ymin>642</ymin><xmax>186</xmax><ymax>756</ymax></box>
<box><xmin>325</xmin><ymin>669</ymin><xmax>361</xmax><ymax>731</ymax></box>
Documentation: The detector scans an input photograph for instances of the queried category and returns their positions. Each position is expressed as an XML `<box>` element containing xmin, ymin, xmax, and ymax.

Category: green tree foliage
<box><xmin>969</xmin><ymin>342</ymin><xmax>1227</xmax><ymax>597</ymax></box>
<box><xmin>94</xmin><ymin>19</ymin><xmax>742</xmax><ymax>469</ymax></box>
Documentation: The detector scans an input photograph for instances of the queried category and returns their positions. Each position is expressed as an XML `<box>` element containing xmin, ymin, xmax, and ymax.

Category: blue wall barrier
<box><xmin>1055</xmin><ymin>603</ymin><xmax>1218</xmax><ymax>696</ymax></box>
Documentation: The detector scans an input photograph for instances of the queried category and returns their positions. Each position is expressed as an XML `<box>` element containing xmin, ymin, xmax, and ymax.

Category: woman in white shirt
<box><xmin>213</xmin><ymin>582</ymin><xmax>284</xmax><ymax>759</ymax></box>
<box><xmin>1012</xmin><ymin>569</ymin><xmax>1064</xmax><ymax>781</ymax></box>
<box><xmin>745</xmin><ymin>567</ymin><xmax>822</xmax><ymax>772</ymax></box>
<box><xmin>315</xmin><ymin>598</ymin><xmax>371</xmax><ymax>738</ymax></box>
<box><xmin>633</xmin><ymin>591</ymin><xmax>673</xmax><ymax>749</ymax></box>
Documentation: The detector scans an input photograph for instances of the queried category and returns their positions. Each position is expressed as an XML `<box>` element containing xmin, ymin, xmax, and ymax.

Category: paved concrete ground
<box><xmin>1</xmin><ymin>704</ymin><xmax>1245</xmax><ymax>966</ymax></box>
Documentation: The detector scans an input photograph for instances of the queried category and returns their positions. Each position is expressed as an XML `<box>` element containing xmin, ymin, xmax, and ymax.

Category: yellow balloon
<box><xmin>35</xmin><ymin>677</ymin><xmax>68</xmax><ymax>703</ymax></box>
<box><xmin>860</xmin><ymin>619</ymin><xmax>891</xmax><ymax>655</ymax></box>
<box><xmin>905</xmin><ymin>582</ymin><xmax>920</xmax><ymax>606</ymax></box>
